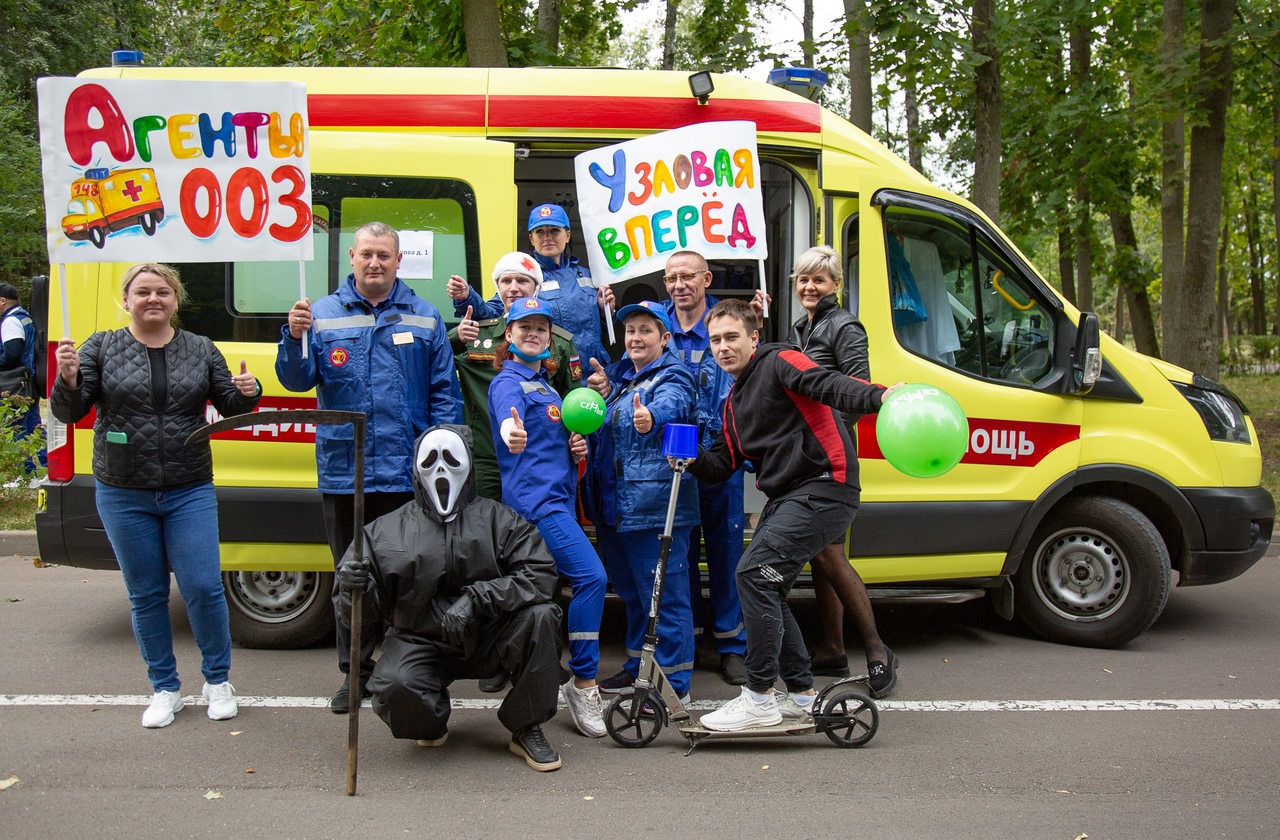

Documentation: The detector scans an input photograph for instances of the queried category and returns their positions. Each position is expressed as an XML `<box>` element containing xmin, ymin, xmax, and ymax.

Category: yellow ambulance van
<box><xmin>35</xmin><ymin>64</ymin><xmax>1274</xmax><ymax>651</ymax></box>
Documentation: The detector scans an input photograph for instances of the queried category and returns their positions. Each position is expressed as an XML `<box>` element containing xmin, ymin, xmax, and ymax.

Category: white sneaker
<box><xmin>141</xmin><ymin>690</ymin><xmax>185</xmax><ymax>728</ymax></box>
<box><xmin>202</xmin><ymin>681</ymin><xmax>238</xmax><ymax>721</ymax></box>
<box><xmin>700</xmin><ymin>687</ymin><xmax>782</xmax><ymax>731</ymax></box>
<box><xmin>561</xmin><ymin>679</ymin><xmax>607</xmax><ymax>738</ymax></box>
<box><xmin>775</xmin><ymin>691</ymin><xmax>816</xmax><ymax>721</ymax></box>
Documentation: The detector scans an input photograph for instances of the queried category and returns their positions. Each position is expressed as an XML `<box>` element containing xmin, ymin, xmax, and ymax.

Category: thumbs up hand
<box><xmin>506</xmin><ymin>407</ymin><xmax>528</xmax><ymax>453</ymax></box>
<box><xmin>233</xmin><ymin>359</ymin><xmax>259</xmax><ymax>397</ymax></box>
<box><xmin>587</xmin><ymin>357</ymin><xmax>610</xmax><ymax>397</ymax></box>
<box><xmin>457</xmin><ymin>305</ymin><xmax>479</xmax><ymax>343</ymax></box>
<box><xmin>632</xmin><ymin>393</ymin><xmax>653</xmax><ymax>434</ymax></box>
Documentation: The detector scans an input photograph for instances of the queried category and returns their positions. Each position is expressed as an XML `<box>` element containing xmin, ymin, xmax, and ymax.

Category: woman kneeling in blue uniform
<box><xmin>583</xmin><ymin>301</ymin><xmax>699</xmax><ymax>702</ymax></box>
<box><xmin>489</xmin><ymin>297</ymin><xmax>608</xmax><ymax>738</ymax></box>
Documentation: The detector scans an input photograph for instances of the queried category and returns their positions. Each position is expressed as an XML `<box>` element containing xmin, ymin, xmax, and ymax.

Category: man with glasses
<box><xmin>659</xmin><ymin>251</ymin><xmax>748</xmax><ymax>686</ymax></box>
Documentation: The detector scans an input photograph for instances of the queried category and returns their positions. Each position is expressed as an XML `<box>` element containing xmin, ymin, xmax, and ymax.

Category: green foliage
<box><xmin>0</xmin><ymin>81</ymin><xmax>45</xmax><ymax>285</ymax></box>
<box><xmin>0</xmin><ymin>396</ymin><xmax>44</xmax><ymax>485</ymax></box>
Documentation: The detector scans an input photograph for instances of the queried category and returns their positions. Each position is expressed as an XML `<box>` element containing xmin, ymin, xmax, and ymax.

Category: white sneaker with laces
<box><xmin>561</xmin><ymin>679</ymin><xmax>606</xmax><ymax>738</ymax></box>
<box><xmin>700</xmin><ymin>687</ymin><xmax>782</xmax><ymax>731</ymax></box>
<box><xmin>141</xmin><ymin>689</ymin><xmax>185</xmax><ymax>728</ymax></box>
<box><xmin>775</xmin><ymin>691</ymin><xmax>816</xmax><ymax>721</ymax></box>
<box><xmin>202</xmin><ymin>681</ymin><xmax>238</xmax><ymax>720</ymax></box>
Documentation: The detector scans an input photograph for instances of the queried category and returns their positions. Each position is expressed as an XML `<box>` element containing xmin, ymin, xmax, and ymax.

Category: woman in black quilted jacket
<box><xmin>51</xmin><ymin>263</ymin><xmax>261</xmax><ymax>729</ymax></box>
<box><xmin>787</xmin><ymin>245</ymin><xmax>897</xmax><ymax>698</ymax></box>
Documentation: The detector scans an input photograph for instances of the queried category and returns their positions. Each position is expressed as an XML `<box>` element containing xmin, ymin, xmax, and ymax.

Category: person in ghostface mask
<box><xmin>335</xmin><ymin>424</ymin><xmax>566</xmax><ymax>771</ymax></box>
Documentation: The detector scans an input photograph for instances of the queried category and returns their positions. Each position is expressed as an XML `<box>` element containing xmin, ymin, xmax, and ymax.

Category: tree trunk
<box><xmin>972</xmin><ymin>0</ymin><xmax>1001</xmax><ymax>223</ymax></box>
<box><xmin>1243</xmin><ymin>177</ymin><xmax>1264</xmax><ymax>333</ymax></box>
<box><xmin>1114</xmin><ymin>282</ymin><xmax>1126</xmax><ymax>341</ymax></box>
<box><xmin>1160</xmin><ymin>0</ymin><xmax>1186</xmax><ymax>349</ymax></box>
<box><xmin>1273</xmin><ymin>67</ymin><xmax>1280</xmax><ymax>336</ymax></box>
<box><xmin>844</xmin><ymin>0</ymin><xmax>872</xmax><ymax>132</ymax></box>
<box><xmin>537</xmin><ymin>0</ymin><xmax>560</xmax><ymax>55</ymax></box>
<box><xmin>462</xmin><ymin>0</ymin><xmax>508</xmax><ymax>67</ymax></box>
<box><xmin>1058</xmin><ymin>224</ymin><xmax>1077</xmax><ymax>306</ymax></box>
<box><xmin>1174</xmin><ymin>0</ymin><xmax>1235</xmax><ymax>377</ymax></box>
<box><xmin>1070</xmin><ymin>18</ymin><xmax>1092</xmax><ymax>313</ymax></box>
<box><xmin>662</xmin><ymin>0</ymin><xmax>679</xmax><ymax>71</ymax></box>
<box><xmin>904</xmin><ymin>68</ymin><xmax>923</xmax><ymax>172</ymax></box>
<box><xmin>1218</xmin><ymin>210</ymin><xmax>1230</xmax><ymax>341</ymax></box>
<box><xmin>1111</xmin><ymin>206</ymin><xmax>1161</xmax><ymax>356</ymax></box>
<box><xmin>803</xmin><ymin>0</ymin><xmax>815</xmax><ymax>66</ymax></box>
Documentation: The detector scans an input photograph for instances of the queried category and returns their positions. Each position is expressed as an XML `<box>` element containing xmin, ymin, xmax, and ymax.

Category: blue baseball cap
<box><xmin>528</xmin><ymin>203</ymin><xmax>571</xmax><ymax>231</ymax></box>
<box><xmin>506</xmin><ymin>296</ymin><xmax>554</xmax><ymax>324</ymax></box>
<box><xmin>616</xmin><ymin>301</ymin><xmax>672</xmax><ymax>333</ymax></box>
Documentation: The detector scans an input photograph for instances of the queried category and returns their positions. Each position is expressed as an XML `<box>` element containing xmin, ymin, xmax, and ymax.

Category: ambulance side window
<box><xmin>172</xmin><ymin>175</ymin><xmax>482</xmax><ymax>342</ymax></box>
<box><xmin>884</xmin><ymin>207</ymin><xmax>1054</xmax><ymax>386</ymax></box>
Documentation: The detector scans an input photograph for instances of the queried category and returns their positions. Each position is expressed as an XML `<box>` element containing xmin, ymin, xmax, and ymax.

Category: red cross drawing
<box><xmin>121</xmin><ymin>180</ymin><xmax>143</xmax><ymax>202</ymax></box>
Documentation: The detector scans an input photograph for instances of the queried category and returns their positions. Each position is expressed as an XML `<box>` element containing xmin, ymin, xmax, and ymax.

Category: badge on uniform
<box><xmin>547</xmin><ymin>405</ymin><xmax>562</xmax><ymax>423</ymax></box>
<box><xmin>569</xmin><ymin>354</ymin><xmax>582</xmax><ymax>382</ymax></box>
<box><xmin>392</xmin><ymin>331</ymin><xmax>414</xmax><ymax>345</ymax></box>
<box><xmin>330</xmin><ymin>347</ymin><xmax>349</xmax><ymax>366</ymax></box>
<box><xmin>542</xmin><ymin>280</ymin><xmax>560</xmax><ymax>291</ymax></box>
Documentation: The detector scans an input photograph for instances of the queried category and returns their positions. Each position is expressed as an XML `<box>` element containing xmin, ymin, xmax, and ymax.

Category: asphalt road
<box><xmin>1</xmin><ymin>543</ymin><xmax>1277</xmax><ymax>839</ymax></box>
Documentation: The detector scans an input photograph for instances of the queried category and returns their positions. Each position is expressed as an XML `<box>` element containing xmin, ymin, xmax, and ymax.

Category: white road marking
<box><xmin>1</xmin><ymin>695</ymin><xmax>1277</xmax><ymax>712</ymax></box>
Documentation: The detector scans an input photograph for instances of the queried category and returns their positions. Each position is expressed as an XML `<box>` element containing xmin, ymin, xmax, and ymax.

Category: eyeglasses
<box><xmin>662</xmin><ymin>271</ymin><xmax>705</xmax><ymax>284</ymax></box>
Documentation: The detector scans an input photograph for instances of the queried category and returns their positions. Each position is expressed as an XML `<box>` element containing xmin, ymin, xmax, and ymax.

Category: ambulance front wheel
<box><xmin>88</xmin><ymin>227</ymin><xmax>105</xmax><ymax>249</ymax></box>
<box><xmin>141</xmin><ymin>212</ymin><xmax>157</xmax><ymax>236</ymax></box>
<box><xmin>1015</xmin><ymin>496</ymin><xmax>1171</xmax><ymax>649</ymax></box>
<box><xmin>223</xmin><ymin>570</ymin><xmax>336</xmax><ymax>649</ymax></box>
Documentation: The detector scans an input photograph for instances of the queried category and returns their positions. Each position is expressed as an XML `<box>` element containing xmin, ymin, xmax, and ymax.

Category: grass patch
<box><xmin>1222</xmin><ymin>374</ymin><xmax>1280</xmax><ymax>502</ymax></box>
<box><xmin>0</xmin><ymin>487</ymin><xmax>36</xmax><ymax>530</ymax></box>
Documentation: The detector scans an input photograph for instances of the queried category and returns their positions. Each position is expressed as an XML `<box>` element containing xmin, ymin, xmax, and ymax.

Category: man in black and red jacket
<box><xmin>689</xmin><ymin>299</ymin><xmax>900</xmax><ymax>732</ymax></box>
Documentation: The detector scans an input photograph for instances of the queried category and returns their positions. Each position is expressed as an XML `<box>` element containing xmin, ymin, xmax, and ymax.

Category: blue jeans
<box><xmin>535</xmin><ymin>511</ymin><xmax>607</xmax><ymax>681</ymax></box>
<box><xmin>598</xmin><ymin>524</ymin><xmax>695</xmax><ymax>696</ymax></box>
<box><xmin>95</xmin><ymin>481</ymin><xmax>231</xmax><ymax>692</ymax></box>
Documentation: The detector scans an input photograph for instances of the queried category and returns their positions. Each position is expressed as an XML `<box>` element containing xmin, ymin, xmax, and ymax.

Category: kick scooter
<box><xmin>603</xmin><ymin>424</ymin><xmax>880</xmax><ymax>754</ymax></box>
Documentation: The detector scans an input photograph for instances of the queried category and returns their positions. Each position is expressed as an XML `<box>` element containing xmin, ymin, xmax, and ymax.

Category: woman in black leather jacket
<box><xmin>52</xmin><ymin>263</ymin><xmax>261</xmax><ymax>728</ymax></box>
<box><xmin>787</xmin><ymin>245</ymin><xmax>897</xmax><ymax>698</ymax></box>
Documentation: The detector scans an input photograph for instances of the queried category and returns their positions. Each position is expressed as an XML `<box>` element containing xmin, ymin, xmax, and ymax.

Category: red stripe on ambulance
<box><xmin>857</xmin><ymin>416</ymin><xmax>1080</xmax><ymax>468</ymax></box>
<box><xmin>204</xmin><ymin>396</ymin><xmax>320</xmax><ymax>443</ymax></box>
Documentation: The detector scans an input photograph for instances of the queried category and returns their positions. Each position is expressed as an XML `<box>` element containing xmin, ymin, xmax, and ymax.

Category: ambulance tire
<box><xmin>88</xmin><ymin>227</ymin><xmax>105</xmax><ymax>249</ymax></box>
<box><xmin>141</xmin><ymin>212</ymin><xmax>157</xmax><ymax>236</ymax></box>
<box><xmin>1015</xmin><ymin>496</ymin><xmax>1171</xmax><ymax>649</ymax></box>
<box><xmin>224</xmin><ymin>570</ymin><xmax>336</xmax><ymax>649</ymax></box>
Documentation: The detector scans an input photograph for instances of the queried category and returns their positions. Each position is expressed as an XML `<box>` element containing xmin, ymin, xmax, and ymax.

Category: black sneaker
<box><xmin>720</xmin><ymin>653</ymin><xmax>747</xmax><ymax>685</ymax></box>
<box><xmin>810</xmin><ymin>656</ymin><xmax>851</xmax><ymax>678</ymax></box>
<box><xmin>479</xmin><ymin>673</ymin><xmax>509</xmax><ymax>693</ymax></box>
<box><xmin>329</xmin><ymin>678</ymin><xmax>367</xmax><ymax>714</ymax></box>
<box><xmin>509</xmin><ymin>725</ymin><xmax>562</xmax><ymax>771</ymax></box>
<box><xmin>597</xmin><ymin>670</ymin><xmax>636</xmax><ymax>694</ymax></box>
<box><xmin>867</xmin><ymin>649</ymin><xmax>899</xmax><ymax>699</ymax></box>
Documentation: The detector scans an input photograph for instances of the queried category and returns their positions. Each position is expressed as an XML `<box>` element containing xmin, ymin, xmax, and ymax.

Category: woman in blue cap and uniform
<box><xmin>449</xmin><ymin>203</ymin><xmax>615</xmax><ymax>384</ymax></box>
<box><xmin>582</xmin><ymin>300</ymin><xmax>699</xmax><ymax>702</ymax></box>
<box><xmin>489</xmin><ymin>296</ymin><xmax>608</xmax><ymax>738</ymax></box>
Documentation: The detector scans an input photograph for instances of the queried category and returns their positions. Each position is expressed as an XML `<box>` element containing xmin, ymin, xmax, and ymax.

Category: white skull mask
<box><xmin>416</xmin><ymin>428</ymin><xmax>471</xmax><ymax>521</ymax></box>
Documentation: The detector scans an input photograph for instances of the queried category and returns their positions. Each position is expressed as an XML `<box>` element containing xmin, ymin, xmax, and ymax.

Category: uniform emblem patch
<box><xmin>547</xmin><ymin>405</ymin><xmax>562</xmax><ymax>423</ymax></box>
<box><xmin>330</xmin><ymin>347</ymin><xmax>349</xmax><ymax>367</ymax></box>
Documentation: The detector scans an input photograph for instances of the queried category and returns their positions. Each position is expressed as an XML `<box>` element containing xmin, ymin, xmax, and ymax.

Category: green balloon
<box><xmin>561</xmin><ymin>387</ymin><xmax>607</xmax><ymax>434</ymax></box>
<box><xmin>875</xmin><ymin>384</ymin><xmax>968</xmax><ymax>478</ymax></box>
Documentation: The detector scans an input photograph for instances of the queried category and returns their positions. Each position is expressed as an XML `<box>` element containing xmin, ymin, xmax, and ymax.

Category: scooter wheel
<box><xmin>605</xmin><ymin>688</ymin><xmax>666</xmax><ymax>748</ymax></box>
<box><xmin>823</xmin><ymin>689</ymin><xmax>879</xmax><ymax>747</ymax></box>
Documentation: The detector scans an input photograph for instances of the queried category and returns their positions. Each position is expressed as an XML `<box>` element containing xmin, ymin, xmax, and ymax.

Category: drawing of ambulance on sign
<box><xmin>61</xmin><ymin>167</ymin><xmax>165</xmax><ymax>248</ymax></box>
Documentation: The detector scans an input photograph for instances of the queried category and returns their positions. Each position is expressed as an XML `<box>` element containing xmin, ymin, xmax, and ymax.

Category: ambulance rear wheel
<box><xmin>1015</xmin><ymin>496</ymin><xmax>1171</xmax><ymax>649</ymax></box>
<box><xmin>224</xmin><ymin>570</ymin><xmax>335</xmax><ymax>649</ymax></box>
<box><xmin>88</xmin><ymin>227</ymin><xmax>105</xmax><ymax>249</ymax></box>
<box><xmin>141</xmin><ymin>212</ymin><xmax>157</xmax><ymax>235</ymax></box>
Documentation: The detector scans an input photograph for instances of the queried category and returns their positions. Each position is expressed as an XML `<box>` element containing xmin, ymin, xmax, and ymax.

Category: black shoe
<box><xmin>509</xmin><ymin>725</ymin><xmax>561</xmax><ymax>771</ymax></box>
<box><xmin>720</xmin><ymin>653</ymin><xmax>747</xmax><ymax>685</ymax></box>
<box><xmin>329</xmin><ymin>678</ymin><xmax>367</xmax><ymax>714</ymax></box>
<box><xmin>597</xmin><ymin>670</ymin><xmax>636</xmax><ymax>694</ymax></box>
<box><xmin>810</xmin><ymin>656</ymin><xmax>851</xmax><ymax>678</ymax></box>
<box><xmin>867</xmin><ymin>649</ymin><xmax>899</xmax><ymax>699</ymax></box>
<box><xmin>479</xmin><ymin>673</ymin><xmax>509</xmax><ymax>693</ymax></box>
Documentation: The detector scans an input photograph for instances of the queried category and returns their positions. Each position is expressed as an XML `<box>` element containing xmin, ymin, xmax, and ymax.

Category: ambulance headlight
<box><xmin>1173</xmin><ymin>377</ymin><xmax>1251</xmax><ymax>444</ymax></box>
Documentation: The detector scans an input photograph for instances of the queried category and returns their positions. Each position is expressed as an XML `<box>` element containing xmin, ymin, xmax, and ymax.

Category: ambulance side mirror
<box><xmin>1069</xmin><ymin>312</ymin><xmax>1102</xmax><ymax>395</ymax></box>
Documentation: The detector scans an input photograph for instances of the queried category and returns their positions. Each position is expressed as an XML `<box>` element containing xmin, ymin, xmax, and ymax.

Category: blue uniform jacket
<box><xmin>0</xmin><ymin>305</ymin><xmax>36</xmax><ymax>371</ymax></box>
<box><xmin>663</xmin><ymin>296</ymin><xmax>734</xmax><ymax>452</ymax></box>
<box><xmin>487</xmin><ymin>361</ymin><xmax>577</xmax><ymax>522</ymax></box>
<box><xmin>458</xmin><ymin>251</ymin><xmax>609</xmax><ymax>380</ymax></box>
<box><xmin>275</xmin><ymin>275</ymin><xmax>463</xmax><ymax>494</ymax></box>
<box><xmin>583</xmin><ymin>349</ymin><xmax>699</xmax><ymax>532</ymax></box>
